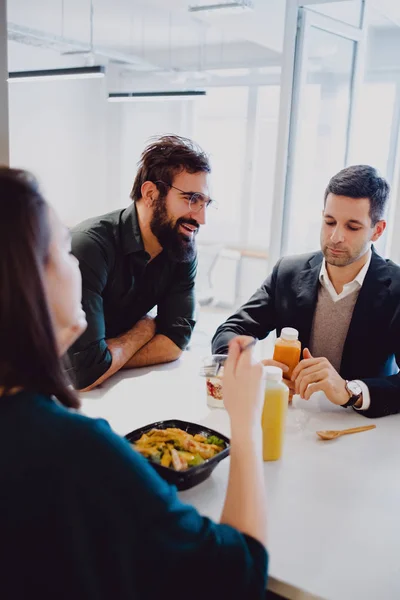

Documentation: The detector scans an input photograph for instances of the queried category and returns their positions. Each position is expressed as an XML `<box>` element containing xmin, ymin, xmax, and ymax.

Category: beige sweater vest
<box><xmin>308</xmin><ymin>285</ymin><xmax>359</xmax><ymax>372</ymax></box>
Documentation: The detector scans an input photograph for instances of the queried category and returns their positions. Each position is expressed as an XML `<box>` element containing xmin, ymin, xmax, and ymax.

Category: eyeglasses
<box><xmin>155</xmin><ymin>181</ymin><xmax>217</xmax><ymax>213</ymax></box>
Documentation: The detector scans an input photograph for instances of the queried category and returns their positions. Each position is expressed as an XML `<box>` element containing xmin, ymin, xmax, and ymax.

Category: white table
<box><xmin>80</xmin><ymin>351</ymin><xmax>400</xmax><ymax>600</ymax></box>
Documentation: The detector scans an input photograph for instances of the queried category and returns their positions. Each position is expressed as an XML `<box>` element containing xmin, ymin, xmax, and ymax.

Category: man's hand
<box><xmin>291</xmin><ymin>348</ymin><xmax>349</xmax><ymax>406</ymax></box>
<box><xmin>136</xmin><ymin>315</ymin><xmax>157</xmax><ymax>339</ymax></box>
<box><xmin>261</xmin><ymin>358</ymin><xmax>294</xmax><ymax>403</ymax></box>
<box><xmin>79</xmin><ymin>316</ymin><xmax>157</xmax><ymax>391</ymax></box>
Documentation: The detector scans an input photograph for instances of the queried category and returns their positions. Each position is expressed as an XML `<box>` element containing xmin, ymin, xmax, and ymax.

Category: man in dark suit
<box><xmin>212</xmin><ymin>165</ymin><xmax>400</xmax><ymax>418</ymax></box>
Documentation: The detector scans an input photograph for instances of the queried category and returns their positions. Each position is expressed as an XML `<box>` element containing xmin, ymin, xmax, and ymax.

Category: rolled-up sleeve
<box><xmin>155</xmin><ymin>258</ymin><xmax>197</xmax><ymax>350</ymax></box>
<box><xmin>66</xmin><ymin>232</ymin><xmax>112</xmax><ymax>389</ymax></box>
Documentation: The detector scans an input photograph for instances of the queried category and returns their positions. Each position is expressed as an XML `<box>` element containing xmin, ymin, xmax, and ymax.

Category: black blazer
<box><xmin>212</xmin><ymin>248</ymin><xmax>400</xmax><ymax>418</ymax></box>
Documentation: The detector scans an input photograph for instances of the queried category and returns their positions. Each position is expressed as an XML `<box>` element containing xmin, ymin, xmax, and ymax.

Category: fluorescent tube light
<box><xmin>189</xmin><ymin>1</ymin><xmax>254</xmax><ymax>14</ymax></box>
<box><xmin>8</xmin><ymin>65</ymin><xmax>105</xmax><ymax>83</ymax></box>
<box><xmin>108</xmin><ymin>90</ymin><xmax>206</xmax><ymax>102</ymax></box>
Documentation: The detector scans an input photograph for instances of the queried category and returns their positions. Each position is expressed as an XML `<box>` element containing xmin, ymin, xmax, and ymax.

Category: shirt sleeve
<box><xmin>155</xmin><ymin>257</ymin><xmax>197</xmax><ymax>350</ymax></box>
<box><xmin>352</xmin><ymin>380</ymin><xmax>371</xmax><ymax>411</ymax></box>
<box><xmin>72</xmin><ymin>417</ymin><xmax>268</xmax><ymax>600</ymax></box>
<box><xmin>66</xmin><ymin>232</ymin><xmax>113</xmax><ymax>389</ymax></box>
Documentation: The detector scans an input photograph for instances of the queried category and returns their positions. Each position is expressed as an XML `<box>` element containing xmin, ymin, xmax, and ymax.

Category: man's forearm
<box><xmin>80</xmin><ymin>318</ymin><xmax>155</xmax><ymax>391</ymax></box>
<box><xmin>122</xmin><ymin>334</ymin><xmax>182</xmax><ymax>368</ymax></box>
<box><xmin>221</xmin><ymin>424</ymin><xmax>267</xmax><ymax>547</ymax></box>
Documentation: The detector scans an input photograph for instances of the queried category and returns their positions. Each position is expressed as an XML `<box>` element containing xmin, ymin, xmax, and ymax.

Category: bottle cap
<box><xmin>263</xmin><ymin>366</ymin><xmax>283</xmax><ymax>382</ymax></box>
<box><xmin>280</xmin><ymin>327</ymin><xmax>299</xmax><ymax>341</ymax></box>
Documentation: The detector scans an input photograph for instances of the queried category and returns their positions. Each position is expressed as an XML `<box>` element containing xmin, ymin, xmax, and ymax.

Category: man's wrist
<box><xmin>338</xmin><ymin>381</ymin><xmax>350</xmax><ymax>406</ymax></box>
<box><xmin>340</xmin><ymin>380</ymin><xmax>363</xmax><ymax>408</ymax></box>
<box><xmin>353</xmin><ymin>395</ymin><xmax>363</xmax><ymax>409</ymax></box>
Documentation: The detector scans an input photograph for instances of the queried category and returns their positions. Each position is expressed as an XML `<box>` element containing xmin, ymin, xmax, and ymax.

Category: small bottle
<box><xmin>262</xmin><ymin>366</ymin><xmax>289</xmax><ymax>461</ymax></box>
<box><xmin>273</xmin><ymin>327</ymin><xmax>301</xmax><ymax>379</ymax></box>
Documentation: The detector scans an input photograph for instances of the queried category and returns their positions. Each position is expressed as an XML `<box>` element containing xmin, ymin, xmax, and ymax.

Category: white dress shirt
<box><xmin>318</xmin><ymin>249</ymin><xmax>372</xmax><ymax>410</ymax></box>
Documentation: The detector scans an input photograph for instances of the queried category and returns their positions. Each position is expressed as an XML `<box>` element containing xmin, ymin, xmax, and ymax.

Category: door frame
<box><xmin>269</xmin><ymin>0</ymin><xmax>364</xmax><ymax>265</ymax></box>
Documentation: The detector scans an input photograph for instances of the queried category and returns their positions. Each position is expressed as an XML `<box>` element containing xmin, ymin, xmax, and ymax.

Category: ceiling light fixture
<box><xmin>108</xmin><ymin>90</ymin><xmax>206</xmax><ymax>102</ymax></box>
<box><xmin>8</xmin><ymin>65</ymin><xmax>105</xmax><ymax>83</ymax></box>
<box><xmin>188</xmin><ymin>1</ymin><xmax>254</xmax><ymax>15</ymax></box>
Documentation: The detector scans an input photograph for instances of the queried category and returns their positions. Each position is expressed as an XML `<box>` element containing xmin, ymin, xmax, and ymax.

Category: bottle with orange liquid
<box><xmin>273</xmin><ymin>327</ymin><xmax>301</xmax><ymax>379</ymax></box>
<box><xmin>262</xmin><ymin>366</ymin><xmax>289</xmax><ymax>461</ymax></box>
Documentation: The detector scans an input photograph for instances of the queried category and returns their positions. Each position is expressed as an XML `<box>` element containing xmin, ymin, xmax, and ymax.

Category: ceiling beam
<box><xmin>7</xmin><ymin>23</ymin><xmax>162</xmax><ymax>72</ymax></box>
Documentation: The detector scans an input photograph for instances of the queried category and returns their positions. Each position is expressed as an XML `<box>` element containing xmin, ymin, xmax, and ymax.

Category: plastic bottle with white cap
<box><xmin>261</xmin><ymin>366</ymin><xmax>289</xmax><ymax>461</ymax></box>
<box><xmin>272</xmin><ymin>327</ymin><xmax>301</xmax><ymax>380</ymax></box>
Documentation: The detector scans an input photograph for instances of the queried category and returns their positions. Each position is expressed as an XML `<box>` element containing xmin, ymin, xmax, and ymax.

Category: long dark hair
<box><xmin>0</xmin><ymin>167</ymin><xmax>80</xmax><ymax>408</ymax></box>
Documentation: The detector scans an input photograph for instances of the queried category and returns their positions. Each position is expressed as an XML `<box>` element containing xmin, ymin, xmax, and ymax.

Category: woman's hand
<box><xmin>223</xmin><ymin>336</ymin><xmax>264</xmax><ymax>430</ymax></box>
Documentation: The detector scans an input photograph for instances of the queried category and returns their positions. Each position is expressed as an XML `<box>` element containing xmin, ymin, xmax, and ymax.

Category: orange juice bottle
<box><xmin>273</xmin><ymin>327</ymin><xmax>301</xmax><ymax>379</ymax></box>
<box><xmin>262</xmin><ymin>366</ymin><xmax>289</xmax><ymax>461</ymax></box>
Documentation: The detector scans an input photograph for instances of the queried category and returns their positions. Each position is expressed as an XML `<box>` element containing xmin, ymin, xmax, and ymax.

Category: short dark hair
<box><xmin>0</xmin><ymin>167</ymin><xmax>79</xmax><ymax>408</ymax></box>
<box><xmin>324</xmin><ymin>165</ymin><xmax>390</xmax><ymax>226</ymax></box>
<box><xmin>130</xmin><ymin>134</ymin><xmax>211</xmax><ymax>202</ymax></box>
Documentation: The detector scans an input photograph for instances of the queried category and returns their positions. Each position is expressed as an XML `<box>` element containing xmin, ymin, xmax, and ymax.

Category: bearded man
<box><xmin>68</xmin><ymin>135</ymin><xmax>213</xmax><ymax>390</ymax></box>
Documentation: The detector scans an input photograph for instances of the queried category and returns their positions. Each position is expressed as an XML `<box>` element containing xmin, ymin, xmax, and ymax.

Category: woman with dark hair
<box><xmin>0</xmin><ymin>168</ymin><xmax>268</xmax><ymax>599</ymax></box>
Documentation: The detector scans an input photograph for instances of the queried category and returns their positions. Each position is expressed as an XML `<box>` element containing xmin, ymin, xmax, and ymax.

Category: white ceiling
<box><xmin>7</xmin><ymin>0</ymin><xmax>400</xmax><ymax>89</ymax></box>
<box><xmin>7</xmin><ymin>0</ymin><xmax>286</xmax><ymax>75</ymax></box>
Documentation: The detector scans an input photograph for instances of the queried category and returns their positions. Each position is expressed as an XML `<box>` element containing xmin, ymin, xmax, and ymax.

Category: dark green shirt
<box><xmin>67</xmin><ymin>203</ymin><xmax>197</xmax><ymax>389</ymax></box>
<box><xmin>0</xmin><ymin>391</ymin><xmax>268</xmax><ymax>600</ymax></box>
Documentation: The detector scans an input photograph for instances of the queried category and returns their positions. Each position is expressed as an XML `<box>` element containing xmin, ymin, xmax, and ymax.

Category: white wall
<box><xmin>9</xmin><ymin>77</ymin><xmax>110</xmax><ymax>226</ymax></box>
<box><xmin>7</xmin><ymin>38</ymin><xmax>196</xmax><ymax>227</ymax></box>
<box><xmin>8</xmin><ymin>40</ymin><xmax>112</xmax><ymax>226</ymax></box>
<box><xmin>116</xmin><ymin>99</ymin><xmax>194</xmax><ymax>208</ymax></box>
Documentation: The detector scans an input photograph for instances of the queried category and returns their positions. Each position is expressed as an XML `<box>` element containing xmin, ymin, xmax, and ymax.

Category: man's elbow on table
<box><xmin>66</xmin><ymin>342</ymin><xmax>113</xmax><ymax>392</ymax></box>
<box><xmin>165</xmin><ymin>342</ymin><xmax>183</xmax><ymax>362</ymax></box>
<box><xmin>122</xmin><ymin>334</ymin><xmax>184</xmax><ymax>369</ymax></box>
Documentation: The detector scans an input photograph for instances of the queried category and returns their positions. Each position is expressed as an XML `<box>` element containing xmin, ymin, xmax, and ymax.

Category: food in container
<box><xmin>132</xmin><ymin>426</ymin><xmax>225</xmax><ymax>470</ymax></box>
<box><xmin>201</xmin><ymin>355</ymin><xmax>227</xmax><ymax>408</ymax></box>
<box><xmin>125</xmin><ymin>420</ymin><xmax>230</xmax><ymax>490</ymax></box>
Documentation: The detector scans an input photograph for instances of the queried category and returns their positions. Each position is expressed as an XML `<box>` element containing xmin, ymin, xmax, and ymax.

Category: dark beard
<box><xmin>150</xmin><ymin>197</ymin><xmax>198</xmax><ymax>263</ymax></box>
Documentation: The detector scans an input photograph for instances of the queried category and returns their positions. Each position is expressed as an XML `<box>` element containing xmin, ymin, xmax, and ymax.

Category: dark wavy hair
<box><xmin>130</xmin><ymin>134</ymin><xmax>211</xmax><ymax>202</ymax></box>
<box><xmin>324</xmin><ymin>165</ymin><xmax>390</xmax><ymax>226</ymax></box>
<box><xmin>0</xmin><ymin>167</ymin><xmax>79</xmax><ymax>408</ymax></box>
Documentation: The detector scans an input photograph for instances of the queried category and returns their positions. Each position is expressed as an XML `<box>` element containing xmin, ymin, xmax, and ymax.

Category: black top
<box><xmin>212</xmin><ymin>248</ymin><xmax>400</xmax><ymax>418</ymax></box>
<box><xmin>67</xmin><ymin>203</ymin><xmax>197</xmax><ymax>389</ymax></box>
<box><xmin>0</xmin><ymin>391</ymin><xmax>268</xmax><ymax>600</ymax></box>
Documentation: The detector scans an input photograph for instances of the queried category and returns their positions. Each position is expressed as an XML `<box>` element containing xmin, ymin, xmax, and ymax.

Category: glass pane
<box><xmin>193</xmin><ymin>87</ymin><xmax>248</xmax><ymax>246</ymax></box>
<box><xmin>307</xmin><ymin>0</ymin><xmax>362</xmax><ymax>28</ymax></box>
<box><xmin>349</xmin><ymin>8</ymin><xmax>398</xmax><ymax>179</ymax></box>
<box><xmin>250</xmin><ymin>85</ymin><xmax>281</xmax><ymax>248</ymax></box>
<box><xmin>348</xmin><ymin>7</ymin><xmax>400</xmax><ymax>257</ymax></box>
<box><xmin>284</xmin><ymin>27</ymin><xmax>355</xmax><ymax>255</ymax></box>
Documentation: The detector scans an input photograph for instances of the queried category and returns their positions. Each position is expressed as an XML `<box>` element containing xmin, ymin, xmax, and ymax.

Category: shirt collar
<box><xmin>120</xmin><ymin>202</ymin><xmax>150</xmax><ymax>259</ymax></box>
<box><xmin>319</xmin><ymin>248</ymin><xmax>372</xmax><ymax>289</ymax></box>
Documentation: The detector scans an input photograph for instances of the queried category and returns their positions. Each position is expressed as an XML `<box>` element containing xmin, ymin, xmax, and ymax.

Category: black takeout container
<box><xmin>125</xmin><ymin>419</ymin><xmax>230</xmax><ymax>491</ymax></box>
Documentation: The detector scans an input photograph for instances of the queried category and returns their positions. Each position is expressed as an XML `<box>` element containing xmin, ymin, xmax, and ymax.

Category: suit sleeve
<box><xmin>359</xmin><ymin>302</ymin><xmax>400</xmax><ymax>418</ymax></box>
<box><xmin>211</xmin><ymin>259</ymin><xmax>282</xmax><ymax>354</ymax></box>
<box><xmin>357</xmin><ymin>374</ymin><xmax>400</xmax><ymax>417</ymax></box>
<box><xmin>66</xmin><ymin>232</ymin><xmax>113</xmax><ymax>389</ymax></box>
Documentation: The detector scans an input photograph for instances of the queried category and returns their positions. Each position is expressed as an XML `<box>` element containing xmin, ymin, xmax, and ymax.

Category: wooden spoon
<box><xmin>316</xmin><ymin>424</ymin><xmax>376</xmax><ymax>440</ymax></box>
